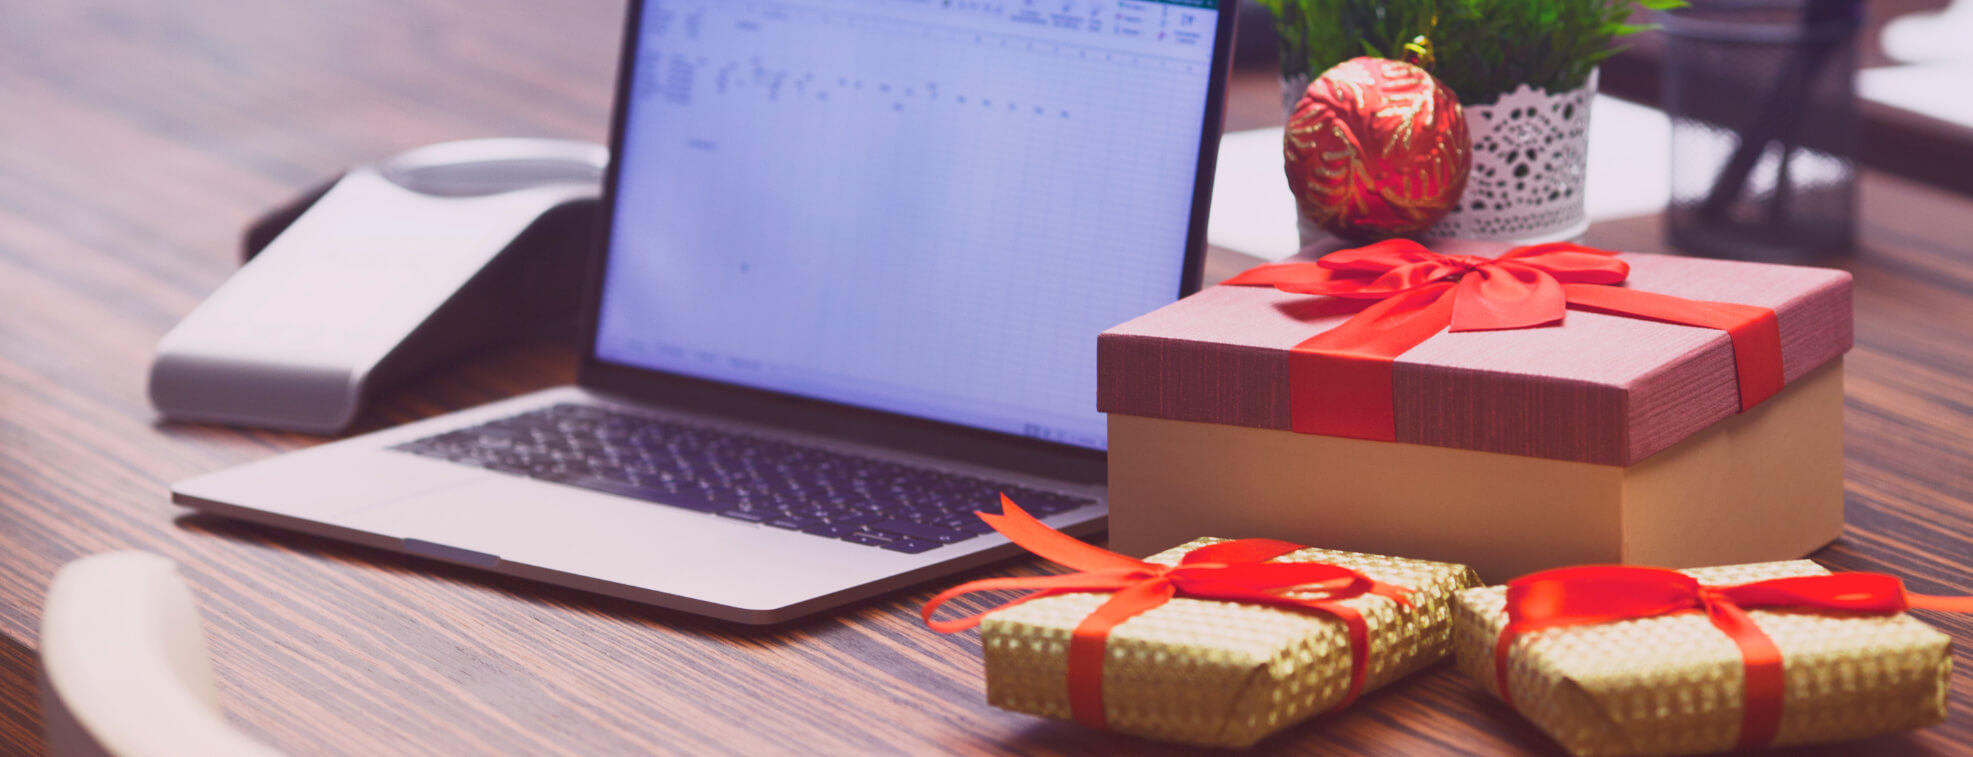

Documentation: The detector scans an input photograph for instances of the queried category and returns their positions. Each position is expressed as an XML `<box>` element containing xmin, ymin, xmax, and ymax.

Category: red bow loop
<box><xmin>1314</xmin><ymin>238</ymin><xmax>1450</xmax><ymax>273</ymax></box>
<box><xmin>976</xmin><ymin>500</ymin><xmax>1145</xmax><ymax>574</ymax></box>
<box><xmin>1503</xmin><ymin>565</ymin><xmax>1703</xmax><ymax>630</ymax></box>
<box><xmin>1450</xmin><ymin>261</ymin><xmax>1567</xmax><ymax>332</ymax></box>
<box><xmin>1496</xmin><ymin>243</ymin><xmax>1631</xmax><ymax>284</ymax></box>
<box><xmin>1231</xmin><ymin>240</ymin><xmax>1632</xmax><ymax>332</ymax></box>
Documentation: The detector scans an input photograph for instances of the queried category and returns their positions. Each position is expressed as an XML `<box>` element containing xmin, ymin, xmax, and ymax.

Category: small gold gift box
<box><xmin>1452</xmin><ymin>560</ymin><xmax>1954</xmax><ymax>756</ymax></box>
<box><xmin>977</xmin><ymin>538</ymin><xmax>1478</xmax><ymax>748</ymax></box>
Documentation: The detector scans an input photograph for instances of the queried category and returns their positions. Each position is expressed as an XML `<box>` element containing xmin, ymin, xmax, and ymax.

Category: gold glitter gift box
<box><xmin>1452</xmin><ymin>560</ymin><xmax>1956</xmax><ymax>757</ymax></box>
<box><xmin>965</xmin><ymin>535</ymin><xmax>1479</xmax><ymax>748</ymax></box>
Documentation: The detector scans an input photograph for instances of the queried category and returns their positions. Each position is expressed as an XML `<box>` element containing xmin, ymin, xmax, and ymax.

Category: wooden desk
<box><xmin>3</xmin><ymin>2</ymin><xmax>1969</xmax><ymax>754</ymax></box>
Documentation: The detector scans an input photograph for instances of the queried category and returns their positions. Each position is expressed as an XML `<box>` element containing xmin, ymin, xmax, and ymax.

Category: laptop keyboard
<box><xmin>391</xmin><ymin>403</ymin><xmax>1097</xmax><ymax>554</ymax></box>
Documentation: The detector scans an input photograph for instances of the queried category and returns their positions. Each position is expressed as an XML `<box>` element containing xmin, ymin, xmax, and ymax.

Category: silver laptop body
<box><xmin>173</xmin><ymin>0</ymin><xmax>1237</xmax><ymax>623</ymax></box>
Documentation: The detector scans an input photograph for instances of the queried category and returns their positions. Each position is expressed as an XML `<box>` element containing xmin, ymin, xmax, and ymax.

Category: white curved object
<box><xmin>1883</xmin><ymin>0</ymin><xmax>1973</xmax><ymax>64</ymax></box>
<box><xmin>147</xmin><ymin>137</ymin><xmax>605</xmax><ymax>434</ymax></box>
<box><xmin>37</xmin><ymin>552</ymin><xmax>286</xmax><ymax>757</ymax></box>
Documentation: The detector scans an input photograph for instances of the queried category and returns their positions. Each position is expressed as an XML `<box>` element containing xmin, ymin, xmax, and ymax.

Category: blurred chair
<box><xmin>37</xmin><ymin>551</ymin><xmax>286</xmax><ymax>757</ymax></box>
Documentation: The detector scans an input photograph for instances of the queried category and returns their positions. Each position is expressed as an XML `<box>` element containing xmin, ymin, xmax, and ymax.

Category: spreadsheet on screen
<box><xmin>596</xmin><ymin>0</ymin><xmax>1220</xmax><ymax>450</ymax></box>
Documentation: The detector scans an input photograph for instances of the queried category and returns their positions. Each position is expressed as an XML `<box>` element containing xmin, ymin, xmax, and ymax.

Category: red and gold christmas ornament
<box><xmin>1286</xmin><ymin>56</ymin><xmax>1471</xmax><ymax>241</ymax></box>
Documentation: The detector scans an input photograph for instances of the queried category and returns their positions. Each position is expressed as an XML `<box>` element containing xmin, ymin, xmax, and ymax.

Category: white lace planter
<box><xmin>1424</xmin><ymin>74</ymin><xmax>1596</xmax><ymax>243</ymax></box>
<box><xmin>1287</xmin><ymin>72</ymin><xmax>1597</xmax><ymax>246</ymax></box>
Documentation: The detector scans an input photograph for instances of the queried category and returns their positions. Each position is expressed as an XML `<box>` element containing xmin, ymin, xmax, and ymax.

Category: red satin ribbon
<box><xmin>1222</xmin><ymin>240</ymin><xmax>1786</xmax><ymax>441</ymax></box>
<box><xmin>1492</xmin><ymin>565</ymin><xmax>1973</xmax><ymax>750</ymax></box>
<box><xmin>923</xmin><ymin>495</ymin><xmax>1415</xmax><ymax>731</ymax></box>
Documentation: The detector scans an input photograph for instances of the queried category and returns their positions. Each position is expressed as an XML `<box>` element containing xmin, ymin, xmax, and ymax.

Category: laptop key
<box><xmin>719</xmin><ymin>509</ymin><xmax>769</xmax><ymax>523</ymax></box>
<box><xmin>822</xmin><ymin>512</ymin><xmax>880</xmax><ymax>527</ymax></box>
<box><xmin>842</xmin><ymin>530</ymin><xmax>894</xmax><ymax>547</ymax></box>
<box><xmin>800</xmin><ymin>523</ymin><xmax>861</xmax><ymax>538</ymax></box>
<box><xmin>482</xmin><ymin>459</ymin><xmax>533</xmax><ymax>476</ymax></box>
<box><xmin>550</xmin><ymin>475</ymin><xmax>725</xmax><ymax>513</ymax></box>
<box><xmin>871</xmin><ymin>519</ymin><xmax>973</xmax><ymax>544</ymax></box>
<box><xmin>585</xmin><ymin>465</ymin><xmax>639</xmax><ymax>485</ymax></box>
<box><xmin>1021</xmin><ymin>498</ymin><xmax>1083</xmax><ymax>515</ymax></box>
<box><xmin>526</xmin><ymin>460</ymin><xmax>573</xmax><ymax>478</ymax></box>
<box><xmin>956</xmin><ymin>519</ymin><xmax>998</xmax><ymax>535</ymax></box>
<box><xmin>767</xmin><ymin>517</ymin><xmax>821</xmax><ymax>531</ymax></box>
<box><xmin>881</xmin><ymin>538</ymin><xmax>940</xmax><ymax>554</ymax></box>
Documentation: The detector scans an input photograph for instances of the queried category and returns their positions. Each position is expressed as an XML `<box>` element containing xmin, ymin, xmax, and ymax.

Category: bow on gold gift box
<box><xmin>924</xmin><ymin>496</ymin><xmax>1478</xmax><ymax>748</ymax></box>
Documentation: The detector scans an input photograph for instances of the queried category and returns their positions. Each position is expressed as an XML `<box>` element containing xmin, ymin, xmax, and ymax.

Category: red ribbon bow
<box><xmin>923</xmin><ymin>496</ymin><xmax>1414</xmax><ymax>731</ymax></box>
<box><xmin>1494</xmin><ymin>565</ymin><xmax>1973</xmax><ymax>751</ymax></box>
<box><xmin>1222</xmin><ymin>239</ymin><xmax>1786</xmax><ymax>442</ymax></box>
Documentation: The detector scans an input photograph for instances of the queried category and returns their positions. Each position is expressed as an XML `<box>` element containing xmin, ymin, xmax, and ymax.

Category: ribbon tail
<box><xmin>922</xmin><ymin>583</ymin><xmax>1062</xmax><ymax>633</ymax></box>
<box><xmin>1068</xmin><ymin>578</ymin><xmax>1177</xmax><ymax>731</ymax></box>
<box><xmin>1562</xmin><ymin>283</ymin><xmax>1785</xmax><ymax>410</ymax></box>
<box><xmin>922</xmin><ymin>572</ymin><xmax>1145</xmax><ymax>633</ymax></box>
<box><xmin>1906</xmin><ymin>592</ymin><xmax>1973</xmax><ymax>612</ymax></box>
<box><xmin>1493</xmin><ymin>623</ymin><xmax>1522</xmax><ymax>708</ymax></box>
<box><xmin>1290</xmin><ymin>283</ymin><xmax>1457</xmax><ymax>440</ymax></box>
<box><xmin>979</xmin><ymin>495</ymin><xmax>1148</xmax><ymax>574</ymax></box>
<box><xmin>1319</xmin><ymin>601</ymin><xmax>1373</xmax><ymax>709</ymax></box>
<box><xmin>1702</xmin><ymin>600</ymin><xmax>1785</xmax><ymax>751</ymax></box>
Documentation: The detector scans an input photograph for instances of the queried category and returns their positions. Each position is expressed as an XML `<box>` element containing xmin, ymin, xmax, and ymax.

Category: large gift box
<box><xmin>1451</xmin><ymin>562</ymin><xmax>1965</xmax><ymax>756</ymax></box>
<box><xmin>924</xmin><ymin>498</ymin><xmax>1480</xmax><ymax>748</ymax></box>
<box><xmin>1097</xmin><ymin>239</ymin><xmax>1852</xmax><ymax>580</ymax></box>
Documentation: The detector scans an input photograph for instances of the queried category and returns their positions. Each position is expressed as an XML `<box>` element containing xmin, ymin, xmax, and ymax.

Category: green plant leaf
<box><xmin>1263</xmin><ymin>0</ymin><xmax>1669</xmax><ymax>105</ymax></box>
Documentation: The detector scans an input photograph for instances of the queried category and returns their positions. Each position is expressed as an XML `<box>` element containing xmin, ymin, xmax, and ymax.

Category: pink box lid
<box><xmin>1097</xmin><ymin>248</ymin><xmax>1853</xmax><ymax>466</ymax></box>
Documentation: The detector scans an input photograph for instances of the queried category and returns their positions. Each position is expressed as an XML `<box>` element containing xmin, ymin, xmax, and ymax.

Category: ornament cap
<box><xmin>1402</xmin><ymin>35</ymin><xmax>1436</xmax><ymax>71</ymax></box>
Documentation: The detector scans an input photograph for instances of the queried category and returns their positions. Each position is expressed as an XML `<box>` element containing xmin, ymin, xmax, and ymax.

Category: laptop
<box><xmin>173</xmin><ymin>0</ymin><xmax>1238</xmax><ymax>623</ymax></box>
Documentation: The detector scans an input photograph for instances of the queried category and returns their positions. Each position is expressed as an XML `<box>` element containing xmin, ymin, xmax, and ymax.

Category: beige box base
<box><xmin>1107</xmin><ymin>361</ymin><xmax>1845</xmax><ymax>582</ymax></box>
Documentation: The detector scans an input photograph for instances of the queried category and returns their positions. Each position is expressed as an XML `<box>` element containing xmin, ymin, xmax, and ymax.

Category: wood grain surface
<box><xmin>3</xmin><ymin>1</ymin><xmax>1971</xmax><ymax>755</ymax></box>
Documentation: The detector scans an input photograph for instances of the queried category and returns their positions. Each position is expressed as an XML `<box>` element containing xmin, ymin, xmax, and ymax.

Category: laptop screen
<box><xmin>593</xmin><ymin>0</ymin><xmax>1224</xmax><ymax>451</ymax></box>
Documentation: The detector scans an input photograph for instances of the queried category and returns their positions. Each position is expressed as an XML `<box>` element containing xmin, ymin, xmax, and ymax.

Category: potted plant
<box><xmin>1258</xmin><ymin>0</ymin><xmax>1681</xmax><ymax>243</ymax></box>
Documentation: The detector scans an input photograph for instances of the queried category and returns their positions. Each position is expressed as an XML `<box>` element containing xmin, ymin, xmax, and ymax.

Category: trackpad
<box><xmin>330</xmin><ymin>477</ymin><xmax>735</xmax><ymax>569</ymax></box>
